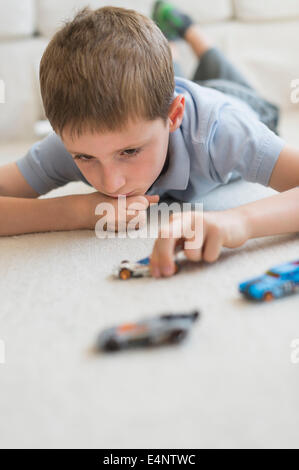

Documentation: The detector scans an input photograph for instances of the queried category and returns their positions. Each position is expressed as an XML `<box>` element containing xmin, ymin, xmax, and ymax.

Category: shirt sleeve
<box><xmin>207</xmin><ymin>104</ymin><xmax>286</xmax><ymax>186</ymax></box>
<box><xmin>15</xmin><ymin>132</ymin><xmax>90</xmax><ymax>195</ymax></box>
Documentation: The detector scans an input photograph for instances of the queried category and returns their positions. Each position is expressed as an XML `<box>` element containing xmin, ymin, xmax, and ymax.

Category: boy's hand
<box><xmin>80</xmin><ymin>191</ymin><xmax>160</xmax><ymax>231</ymax></box>
<box><xmin>150</xmin><ymin>209</ymin><xmax>250</xmax><ymax>278</ymax></box>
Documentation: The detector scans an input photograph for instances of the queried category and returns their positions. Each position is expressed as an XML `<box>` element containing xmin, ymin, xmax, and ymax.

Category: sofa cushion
<box><xmin>0</xmin><ymin>0</ymin><xmax>35</xmax><ymax>39</ymax></box>
<box><xmin>234</xmin><ymin>0</ymin><xmax>299</xmax><ymax>21</ymax></box>
<box><xmin>165</xmin><ymin>0</ymin><xmax>233</xmax><ymax>23</ymax></box>
<box><xmin>36</xmin><ymin>0</ymin><xmax>99</xmax><ymax>37</ymax></box>
<box><xmin>0</xmin><ymin>38</ymin><xmax>47</xmax><ymax>140</ymax></box>
<box><xmin>36</xmin><ymin>0</ymin><xmax>234</xmax><ymax>37</ymax></box>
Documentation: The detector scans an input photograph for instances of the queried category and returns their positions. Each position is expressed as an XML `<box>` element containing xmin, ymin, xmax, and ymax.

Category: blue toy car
<box><xmin>239</xmin><ymin>259</ymin><xmax>299</xmax><ymax>301</ymax></box>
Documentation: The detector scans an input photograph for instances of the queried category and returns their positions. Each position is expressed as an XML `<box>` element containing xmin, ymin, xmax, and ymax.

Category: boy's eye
<box><xmin>122</xmin><ymin>148</ymin><xmax>141</xmax><ymax>157</ymax></box>
<box><xmin>73</xmin><ymin>148</ymin><xmax>141</xmax><ymax>162</ymax></box>
<box><xmin>74</xmin><ymin>154</ymin><xmax>93</xmax><ymax>161</ymax></box>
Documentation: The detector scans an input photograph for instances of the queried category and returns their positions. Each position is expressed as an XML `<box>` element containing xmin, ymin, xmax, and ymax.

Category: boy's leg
<box><xmin>152</xmin><ymin>1</ymin><xmax>194</xmax><ymax>41</ymax></box>
<box><xmin>152</xmin><ymin>1</ymin><xmax>254</xmax><ymax>89</ymax></box>
<box><xmin>152</xmin><ymin>1</ymin><xmax>280</xmax><ymax>134</ymax></box>
<box><xmin>184</xmin><ymin>25</ymin><xmax>280</xmax><ymax>134</ymax></box>
<box><xmin>185</xmin><ymin>25</ymin><xmax>254</xmax><ymax>90</ymax></box>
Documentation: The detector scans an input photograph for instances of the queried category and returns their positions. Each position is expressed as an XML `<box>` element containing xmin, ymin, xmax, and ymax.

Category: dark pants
<box><xmin>174</xmin><ymin>47</ymin><xmax>280</xmax><ymax>135</ymax></box>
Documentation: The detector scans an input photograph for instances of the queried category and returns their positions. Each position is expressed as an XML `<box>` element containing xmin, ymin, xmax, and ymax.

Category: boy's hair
<box><xmin>39</xmin><ymin>6</ymin><xmax>175</xmax><ymax>138</ymax></box>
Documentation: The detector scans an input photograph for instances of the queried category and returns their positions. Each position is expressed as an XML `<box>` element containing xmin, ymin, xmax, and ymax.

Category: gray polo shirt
<box><xmin>16</xmin><ymin>76</ymin><xmax>285</xmax><ymax>201</ymax></box>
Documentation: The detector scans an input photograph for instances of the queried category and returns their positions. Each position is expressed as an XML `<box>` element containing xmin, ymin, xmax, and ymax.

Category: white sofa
<box><xmin>0</xmin><ymin>0</ymin><xmax>298</xmax><ymax>142</ymax></box>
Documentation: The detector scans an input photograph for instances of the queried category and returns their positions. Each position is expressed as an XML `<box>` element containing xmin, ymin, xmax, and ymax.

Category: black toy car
<box><xmin>95</xmin><ymin>310</ymin><xmax>200</xmax><ymax>352</ymax></box>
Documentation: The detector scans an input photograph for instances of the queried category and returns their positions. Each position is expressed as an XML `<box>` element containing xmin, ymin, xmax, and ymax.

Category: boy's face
<box><xmin>61</xmin><ymin>95</ymin><xmax>185</xmax><ymax>198</ymax></box>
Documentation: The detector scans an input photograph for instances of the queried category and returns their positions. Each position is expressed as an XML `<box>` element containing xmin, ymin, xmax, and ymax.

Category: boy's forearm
<box><xmin>230</xmin><ymin>188</ymin><xmax>299</xmax><ymax>240</ymax></box>
<box><xmin>0</xmin><ymin>194</ymin><xmax>87</xmax><ymax>236</ymax></box>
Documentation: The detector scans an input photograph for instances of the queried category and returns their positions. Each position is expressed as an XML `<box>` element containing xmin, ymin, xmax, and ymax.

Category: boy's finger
<box><xmin>131</xmin><ymin>194</ymin><xmax>160</xmax><ymax>208</ymax></box>
<box><xmin>184</xmin><ymin>246</ymin><xmax>202</xmax><ymax>262</ymax></box>
<box><xmin>202</xmin><ymin>229</ymin><xmax>222</xmax><ymax>263</ymax></box>
<box><xmin>126</xmin><ymin>195</ymin><xmax>159</xmax><ymax>211</ymax></box>
<box><xmin>127</xmin><ymin>210</ymin><xmax>147</xmax><ymax>230</ymax></box>
<box><xmin>145</xmin><ymin>195</ymin><xmax>160</xmax><ymax>205</ymax></box>
<box><xmin>127</xmin><ymin>202</ymin><xmax>146</xmax><ymax>211</ymax></box>
<box><xmin>127</xmin><ymin>196</ymin><xmax>149</xmax><ymax>209</ymax></box>
<box><xmin>150</xmin><ymin>236</ymin><xmax>180</xmax><ymax>277</ymax></box>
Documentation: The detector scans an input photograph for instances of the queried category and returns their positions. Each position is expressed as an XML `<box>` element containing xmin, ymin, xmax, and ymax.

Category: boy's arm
<box><xmin>269</xmin><ymin>144</ymin><xmax>299</xmax><ymax>191</ymax></box>
<box><xmin>230</xmin><ymin>186</ymin><xmax>299</xmax><ymax>239</ymax></box>
<box><xmin>0</xmin><ymin>194</ymin><xmax>87</xmax><ymax>236</ymax></box>
<box><xmin>0</xmin><ymin>160</ymin><xmax>87</xmax><ymax>235</ymax></box>
<box><xmin>0</xmin><ymin>162</ymin><xmax>40</xmax><ymax>198</ymax></box>
<box><xmin>0</xmin><ymin>161</ymin><xmax>90</xmax><ymax>234</ymax></box>
<box><xmin>150</xmin><ymin>187</ymin><xmax>299</xmax><ymax>277</ymax></box>
<box><xmin>0</xmin><ymin>191</ymin><xmax>159</xmax><ymax>237</ymax></box>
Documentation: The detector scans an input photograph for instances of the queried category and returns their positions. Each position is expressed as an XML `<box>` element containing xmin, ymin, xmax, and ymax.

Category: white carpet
<box><xmin>0</xmin><ymin>118</ymin><xmax>299</xmax><ymax>448</ymax></box>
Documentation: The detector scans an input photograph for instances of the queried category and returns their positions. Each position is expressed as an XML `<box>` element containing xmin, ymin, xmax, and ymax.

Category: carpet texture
<box><xmin>0</xmin><ymin>136</ymin><xmax>299</xmax><ymax>449</ymax></box>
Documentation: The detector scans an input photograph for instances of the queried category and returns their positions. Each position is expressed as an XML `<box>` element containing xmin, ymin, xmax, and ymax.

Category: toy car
<box><xmin>95</xmin><ymin>310</ymin><xmax>200</xmax><ymax>352</ymax></box>
<box><xmin>239</xmin><ymin>259</ymin><xmax>299</xmax><ymax>301</ymax></box>
<box><xmin>115</xmin><ymin>255</ymin><xmax>180</xmax><ymax>280</ymax></box>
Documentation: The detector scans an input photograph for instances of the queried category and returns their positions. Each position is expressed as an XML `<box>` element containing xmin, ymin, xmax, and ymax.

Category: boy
<box><xmin>0</xmin><ymin>3</ymin><xmax>298</xmax><ymax>277</ymax></box>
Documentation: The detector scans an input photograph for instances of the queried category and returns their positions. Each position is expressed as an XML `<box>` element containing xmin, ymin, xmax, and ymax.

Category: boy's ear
<box><xmin>168</xmin><ymin>94</ymin><xmax>185</xmax><ymax>132</ymax></box>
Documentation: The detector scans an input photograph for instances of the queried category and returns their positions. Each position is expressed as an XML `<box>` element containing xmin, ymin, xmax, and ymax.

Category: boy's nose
<box><xmin>101</xmin><ymin>168</ymin><xmax>126</xmax><ymax>195</ymax></box>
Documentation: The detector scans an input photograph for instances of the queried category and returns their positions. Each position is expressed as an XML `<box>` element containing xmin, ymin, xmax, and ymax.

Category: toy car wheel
<box><xmin>104</xmin><ymin>338</ymin><xmax>120</xmax><ymax>351</ymax></box>
<box><xmin>119</xmin><ymin>268</ymin><xmax>132</xmax><ymax>280</ymax></box>
<box><xmin>144</xmin><ymin>337</ymin><xmax>155</xmax><ymax>347</ymax></box>
<box><xmin>263</xmin><ymin>291</ymin><xmax>274</xmax><ymax>302</ymax></box>
<box><xmin>169</xmin><ymin>329</ymin><xmax>187</xmax><ymax>343</ymax></box>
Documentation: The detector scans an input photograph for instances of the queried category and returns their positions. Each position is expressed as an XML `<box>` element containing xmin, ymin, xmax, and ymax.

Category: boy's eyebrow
<box><xmin>69</xmin><ymin>141</ymin><xmax>148</xmax><ymax>157</ymax></box>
